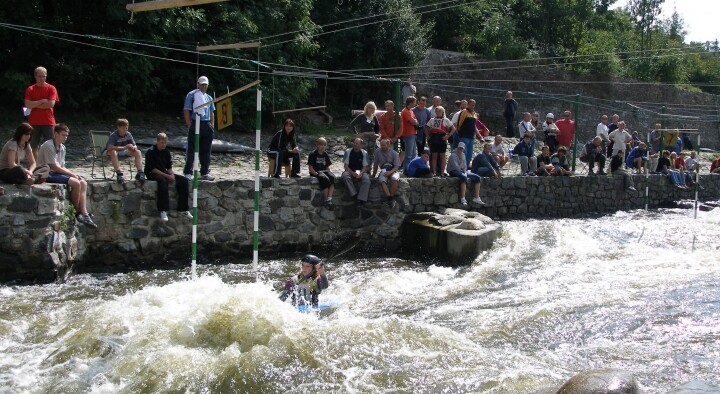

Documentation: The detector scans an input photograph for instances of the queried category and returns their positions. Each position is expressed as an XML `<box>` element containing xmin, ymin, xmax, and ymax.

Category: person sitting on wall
<box><xmin>341</xmin><ymin>137</ymin><xmax>371</xmax><ymax>205</ymax></box>
<box><xmin>406</xmin><ymin>148</ymin><xmax>433</xmax><ymax>178</ymax></box>
<box><xmin>550</xmin><ymin>146</ymin><xmax>573</xmax><ymax>176</ymax></box>
<box><xmin>0</xmin><ymin>123</ymin><xmax>36</xmax><ymax>185</ymax></box>
<box><xmin>106</xmin><ymin>118</ymin><xmax>145</xmax><ymax>184</ymax></box>
<box><xmin>579</xmin><ymin>136</ymin><xmax>606</xmax><ymax>175</ymax></box>
<box><xmin>673</xmin><ymin>151</ymin><xmax>696</xmax><ymax>188</ymax></box>
<box><xmin>372</xmin><ymin>138</ymin><xmax>401</xmax><ymax>208</ymax></box>
<box><xmin>684</xmin><ymin>151</ymin><xmax>699</xmax><ymax>174</ymax></box>
<box><xmin>447</xmin><ymin>142</ymin><xmax>484</xmax><ymax>207</ymax></box>
<box><xmin>610</xmin><ymin>153</ymin><xmax>637</xmax><ymax>192</ymax></box>
<box><xmin>307</xmin><ymin>137</ymin><xmax>335</xmax><ymax>209</ymax></box>
<box><xmin>279</xmin><ymin>254</ymin><xmax>328</xmax><ymax>308</ymax></box>
<box><xmin>535</xmin><ymin>145</ymin><xmax>553</xmax><ymax>176</ymax></box>
<box><xmin>711</xmin><ymin>156</ymin><xmax>720</xmax><ymax>174</ymax></box>
<box><xmin>490</xmin><ymin>135</ymin><xmax>509</xmax><ymax>168</ymax></box>
<box><xmin>511</xmin><ymin>132</ymin><xmax>537</xmax><ymax>176</ymax></box>
<box><xmin>144</xmin><ymin>132</ymin><xmax>193</xmax><ymax>222</ymax></box>
<box><xmin>267</xmin><ymin>118</ymin><xmax>301</xmax><ymax>178</ymax></box>
<box><xmin>656</xmin><ymin>150</ymin><xmax>687</xmax><ymax>188</ymax></box>
<box><xmin>471</xmin><ymin>143</ymin><xmax>502</xmax><ymax>178</ymax></box>
<box><xmin>36</xmin><ymin>124</ymin><xmax>97</xmax><ymax>228</ymax></box>
<box><xmin>624</xmin><ymin>141</ymin><xmax>651</xmax><ymax>174</ymax></box>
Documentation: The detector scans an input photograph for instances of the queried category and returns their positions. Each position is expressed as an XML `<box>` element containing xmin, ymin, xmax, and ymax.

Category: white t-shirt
<box><xmin>596</xmin><ymin>122</ymin><xmax>608</xmax><ymax>138</ymax></box>
<box><xmin>684</xmin><ymin>157</ymin><xmax>698</xmax><ymax>172</ymax></box>
<box><xmin>490</xmin><ymin>143</ymin><xmax>507</xmax><ymax>156</ymax></box>
<box><xmin>518</xmin><ymin>120</ymin><xmax>535</xmax><ymax>136</ymax></box>
<box><xmin>609</xmin><ymin>129</ymin><xmax>631</xmax><ymax>146</ymax></box>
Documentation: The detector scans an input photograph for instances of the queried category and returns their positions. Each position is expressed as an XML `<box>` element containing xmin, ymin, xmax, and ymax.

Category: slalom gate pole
<box><xmin>644</xmin><ymin>132</ymin><xmax>649</xmax><ymax>210</ymax></box>
<box><xmin>253</xmin><ymin>89</ymin><xmax>262</xmax><ymax>276</ymax></box>
<box><xmin>191</xmin><ymin>117</ymin><xmax>200</xmax><ymax>279</ymax></box>
<box><xmin>571</xmin><ymin>94</ymin><xmax>580</xmax><ymax>173</ymax></box>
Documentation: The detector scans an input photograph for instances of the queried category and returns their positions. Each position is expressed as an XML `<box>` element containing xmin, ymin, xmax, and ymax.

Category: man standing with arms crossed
<box><xmin>183</xmin><ymin>76</ymin><xmax>216</xmax><ymax>181</ymax></box>
<box><xmin>24</xmin><ymin>66</ymin><xmax>59</xmax><ymax>158</ymax></box>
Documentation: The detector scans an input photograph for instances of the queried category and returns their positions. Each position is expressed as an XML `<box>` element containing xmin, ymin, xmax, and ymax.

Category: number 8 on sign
<box><xmin>217</xmin><ymin>98</ymin><xmax>232</xmax><ymax>130</ymax></box>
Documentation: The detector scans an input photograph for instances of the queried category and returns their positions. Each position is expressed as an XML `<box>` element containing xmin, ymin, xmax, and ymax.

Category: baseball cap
<box><xmin>457</xmin><ymin>142</ymin><xmax>466</xmax><ymax>149</ymax></box>
<box><xmin>197</xmin><ymin>76</ymin><xmax>209</xmax><ymax>85</ymax></box>
<box><xmin>546</xmin><ymin>113</ymin><xmax>554</xmax><ymax>119</ymax></box>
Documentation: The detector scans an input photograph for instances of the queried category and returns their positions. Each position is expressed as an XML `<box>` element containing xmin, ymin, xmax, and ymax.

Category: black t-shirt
<box><xmin>656</xmin><ymin>157</ymin><xmax>671</xmax><ymax>173</ymax></box>
<box><xmin>144</xmin><ymin>145</ymin><xmax>171</xmax><ymax>175</ymax></box>
<box><xmin>347</xmin><ymin>149</ymin><xmax>365</xmax><ymax>171</ymax></box>
<box><xmin>307</xmin><ymin>150</ymin><xmax>331</xmax><ymax>172</ymax></box>
<box><xmin>537</xmin><ymin>154</ymin><xmax>551</xmax><ymax>165</ymax></box>
<box><xmin>610</xmin><ymin>154</ymin><xmax>623</xmax><ymax>172</ymax></box>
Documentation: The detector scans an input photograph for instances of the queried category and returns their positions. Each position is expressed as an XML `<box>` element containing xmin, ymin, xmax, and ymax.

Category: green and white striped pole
<box><xmin>253</xmin><ymin>88</ymin><xmax>262</xmax><ymax>274</ymax></box>
<box><xmin>191</xmin><ymin>114</ymin><xmax>201</xmax><ymax>279</ymax></box>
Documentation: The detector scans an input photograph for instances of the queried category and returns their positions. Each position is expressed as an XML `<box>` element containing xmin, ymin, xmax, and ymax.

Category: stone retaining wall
<box><xmin>1</xmin><ymin>174</ymin><xmax>718</xmax><ymax>282</ymax></box>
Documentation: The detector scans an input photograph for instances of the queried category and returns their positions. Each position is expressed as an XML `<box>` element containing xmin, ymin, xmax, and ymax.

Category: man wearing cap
<box><xmin>279</xmin><ymin>254</ymin><xmax>329</xmax><ymax>308</ymax></box>
<box><xmin>24</xmin><ymin>66</ymin><xmax>59</xmax><ymax>158</ymax></box>
<box><xmin>372</xmin><ymin>138</ymin><xmax>401</xmax><ymax>208</ymax></box>
<box><xmin>183</xmin><ymin>76</ymin><xmax>216</xmax><ymax>181</ymax></box>
<box><xmin>541</xmin><ymin>113</ymin><xmax>559</xmax><ymax>153</ymax></box>
<box><xmin>446</xmin><ymin>142</ymin><xmax>484</xmax><ymax>207</ymax></box>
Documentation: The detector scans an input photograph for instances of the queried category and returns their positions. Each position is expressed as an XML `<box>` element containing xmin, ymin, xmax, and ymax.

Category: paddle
<box><xmin>277</xmin><ymin>234</ymin><xmax>360</xmax><ymax>301</ymax></box>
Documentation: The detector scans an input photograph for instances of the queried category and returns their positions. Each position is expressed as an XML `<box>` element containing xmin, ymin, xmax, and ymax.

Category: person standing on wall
<box><xmin>503</xmin><ymin>91</ymin><xmax>518</xmax><ymax>138</ymax></box>
<box><xmin>24</xmin><ymin>66</ymin><xmax>59</xmax><ymax>158</ymax></box>
<box><xmin>182</xmin><ymin>76</ymin><xmax>216</xmax><ymax>181</ymax></box>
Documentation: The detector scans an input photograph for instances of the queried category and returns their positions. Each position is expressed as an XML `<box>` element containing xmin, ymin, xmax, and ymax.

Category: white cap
<box><xmin>546</xmin><ymin>113</ymin><xmax>554</xmax><ymax>119</ymax></box>
<box><xmin>457</xmin><ymin>142</ymin><xmax>466</xmax><ymax>150</ymax></box>
<box><xmin>197</xmin><ymin>76</ymin><xmax>209</xmax><ymax>85</ymax></box>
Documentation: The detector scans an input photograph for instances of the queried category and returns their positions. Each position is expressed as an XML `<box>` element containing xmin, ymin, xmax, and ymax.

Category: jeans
<box><xmin>341</xmin><ymin>171</ymin><xmax>370</xmax><ymax>201</ymax></box>
<box><xmin>518</xmin><ymin>156</ymin><xmax>537</xmax><ymax>174</ymax></box>
<box><xmin>183</xmin><ymin>120</ymin><xmax>214</xmax><ymax>176</ymax></box>
<box><xmin>474</xmin><ymin>167</ymin><xmax>495</xmax><ymax>177</ymax></box>
<box><xmin>402</xmin><ymin>134</ymin><xmax>417</xmax><ymax>171</ymax></box>
<box><xmin>449</xmin><ymin>169</ymin><xmax>480</xmax><ymax>184</ymax></box>
<box><xmin>459</xmin><ymin>137</ymin><xmax>474</xmax><ymax>167</ymax></box>
<box><xmin>150</xmin><ymin>173</ymin><xmax>189</xmax><ymax>212</ymax></box>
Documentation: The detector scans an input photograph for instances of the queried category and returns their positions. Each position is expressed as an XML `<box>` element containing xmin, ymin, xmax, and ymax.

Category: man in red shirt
<box><xmin>24</xmin><ymin>66</ymin><xmax>59</xmax><ymax>157</ymax></box>
<box><xmin>555</xmin><ymin>110</ymin><xmax>575</xmax><ymax>149</ymax></box>
<box><xmin>711</xmin><ymin>157</ymin><xmax>720</xmax><ymax>174</ymax></box>
<box><xmin>398</xmin><ymin>96</ymin><xmax>418</xmax><ymax>171</ymax></box>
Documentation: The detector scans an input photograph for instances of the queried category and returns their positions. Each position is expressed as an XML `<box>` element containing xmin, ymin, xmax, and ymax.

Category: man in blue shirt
<box><xmin>182</xmin><ymin>76</ymin><xmax>216</xmax><ymax>181</ymax></box>
<box><xmin>471</xmin><ymin>143</ymin><xmax>501</xmax><ymax>177</ymax></box>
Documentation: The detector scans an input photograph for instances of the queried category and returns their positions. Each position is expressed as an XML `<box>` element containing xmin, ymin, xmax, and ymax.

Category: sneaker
<box><xmin>324</xmin><ymin>199</ymin><xmax>334</xmax><ymax>209</ymax></box>
<box><xmin>179</xmin><ymin>211</ymin><xmax>193</xmax><ymax>220</ymax></box>
<box><xmin>387</xmin><ymin>199</ymin><xmax>397</xmax><ymax>208</ymax></box>
<box><xmin>626</xmin><ymin>186</ymin><xmax>637</xmax><ymax>192</ymax></box>
<box><xmin>76</xmin><ymin>214</ymin><xmax>97</xmax><ymax>229</ymax></box>
<box><xmin>116</xmin><ymin>171</ymin><xmax>126</xmax><ymax>184</ymax></box>
<box><xmin>159</xmin><ymin>211</ymin><xmax>168</xmax><ymax>221</ymax></box>
<box><xmin>290</xmin><ymin>174</ymin><xmax>301</xmax><ymax>178</ymax></box>
<box><xmin>472</xmin><ymin>197</ymin><xmax>485</xmax><ymax>205</ymax></box>
<box><xmin>200</xmin><ymin>174</ymin><xmax>215</xmax><ymax>181</ymax></box>
<box><xmin>135</xmin><ymin>171</ymin><xmax>146</xmax><ymax>181</ymax></box>
<box><xmin>184</xmin><ymin>173</ymin><xmax>193</xmax><ymax>180</ymax></box>
<box><xmin>460</xmin><ymin>198</ymin><xmax>468</xmax><ymax>206</ymax></box>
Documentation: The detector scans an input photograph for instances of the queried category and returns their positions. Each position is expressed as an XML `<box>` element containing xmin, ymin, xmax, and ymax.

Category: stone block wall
<box><xmin>1</xmin><ymin>174</ymin><xmax>718</xmax><ymax>282</ymax></box>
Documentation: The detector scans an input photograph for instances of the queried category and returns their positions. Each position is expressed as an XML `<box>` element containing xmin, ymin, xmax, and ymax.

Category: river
<box><xmin>1</xmin><ymin>207</ymin><xmax>719</xmax><ymax>393</ymax></box>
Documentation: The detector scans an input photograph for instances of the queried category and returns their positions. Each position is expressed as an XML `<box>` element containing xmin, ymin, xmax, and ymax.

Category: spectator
<box><xmin>0</xmin><ymin>123</ymin><xmax>36</xmax><ymax>185</ymax></box>
<box><xmin>684</xmin><ymin>151</ymin><xmax>699</xmax><ymax>173</ymax></box>
<box><xmin>36</xmin><ymin>124</ymin><xmax>96</xmax><ymax>228</ymax></box>
<box><xmin>412</xmin><ymin>96</ymin><xmax>432</xmax><ymax>155</ymax></box>
<box><xmin>512</xmin><ymin>133</ymin><xmax>537</xmax><ymax>176</ymax></box>
<box><xmin>449</xmin><ymin>100</ymin><xmax>467</xmax><ymax>150</ymax></box>
<box><xmin>106</xmin><ymin>118</ymin><xmax>145</xmax><ymax>184</ymax></box>
<box><xmin>490</xmin><ymin>135</ymin><xmax>509</xmax><ymax>168</ymax></box>
<box><xmin>307</xmin><ymin>137</ymin><xmax>335</xmax><ymax>209</ymax></box>
<box><xmin>530</xmin><ymin>111</ymin><xmax>541</xmax><ymax>132</ymax></box>
<box><xmin>630</xmin><ymin>130</ymin><xmax>641</xmax><ymax>149</ymax></box>
<box><xmin>555</xmin><ymin>110</ymin><xmax>575</xmax><ymax>149</ymax></box>
<box><xmin>451</xmin><ymin>99</ymin><xmax>478</xmax><ymax>167</ymax></box>
<box><xmin>341</xmin><ymin>137</ymin><xmax>371</xmax><ymax>205</ymax></box>
<box><xmin>674</xmin><ymin>151</ymin><xmax>697</xmax><ymax>188</ymax></box>
<box><xmin>648</xmin><ymin>123</ymin><xmax>662</xmax><ymax>171</ymax></box>
<box><xmin>182</xmin><ymin>76</ymin><xmax>216</xmax><ymax>181</ymax></box>
<box><xmin>401</xmin><ymin>78</ymin><xmax>416</xmax><ymax>102</ymax></box>
<box><xmin>144</xmin><ymin>132</ymin><xmax>193</xmax><ymax>221</ymax></box>
<box><xmin>610</xmin><ymin>153</ymin><xmax>637</xmax><ymax>192</ymax></box>
<box><xmin>378</xmin><ymin>100</ymin><xmax>396</xmax><ymax>144</ymax></box>
<box><xmin>406</xmin><ymin>148</ymin><xmax>432</xmax><ymax>178</ymax></box>
<box><xmin>518</xmin><ymin>112</ymin><xmax>537</xmax><ymax>140</ymax></box>
<box><xmin>608</xmin><ymin>121</ymin><xmax>631</xmax><ymax>158</ymax></box>
<box><xmin>372</xmin><ymin>138</ymin><xmax>401</xmax><ymax>208</ymax></box>
<box><xmin>267</xmin><ymin>118</ymin><xmax>301</xmax><ymax>178</ymax></box>
<box><xmin>429</xmin><ymin>96</ymin><xmax>443</xmax><ymax>114</ymax></box>
<box><xmin>607</xmin><ymin>114</ymin><xmax>620</xmax><ymax>157</ymax></box>
<box><xmin>579</xmin><ymin>136</ymin><xmax>606</xmax><ymax>175</ymax></box>
<box><xmin>541</xmin><ymin>113</ymin><xmax>559</xmax><ymax>153</ymax></box>
<box><xmin>550</xmin><ymin>146</ymin><xmax>573</xmax><ymax>176</ymax></box>
<box><xmin>447</xmin><ymin>142</ymin><xmax>484</xmax><ymax>207</ymax></box>
<box><xmin>24</xmin><ymin>66</ymin><xmax>59</xmax><ymax>158</ymax></box>
<box><xmin>471</xmin><ymin>143</ymin><xmax>502</xmax><ymax>178</ymax></box>
<box><xmin>400</xmin><ymin>96</ymin><xmax>419</xmax><ymax>171</ymax></box>
<box><xmin>535</xmin><ymin>145</ymin><xmax>553</xmax><ymax>176</ymax></box>
<box><xmin>711</xmin><ymin>156</ymin><xmax>720</xmax><ymax>174</ymax></box>
<box><xmin>503</xmin><ymin>91</ymin><xmax>518</xmax><ymax>138</ymax></box>
<box><xmin>625</xmin><ymin>142</ymin><xmax>649</xmax><ymax>174</ymax></box>
<box><xmin>596</xmin><ymin>115</ymin><xmax>609</xmax><ymax>153</ymax></box>
<box><xmin>349</xmin><ymin>101</ymin><xmax>380</xmax><ymax>157</ymax></box>
<box><xmin>426</xmin><ymin>106</ymin><xmax>456</xmax><ymax>176</ymax></box>
<box><xmin>656</xmin><ymin>150</ymin><xmax>687</xmax><ymax>188</ymax></box>
<box><xmin>476</xmin><ymin>117</ymin><xmax>491</xmax><ymax>138</ymax></box>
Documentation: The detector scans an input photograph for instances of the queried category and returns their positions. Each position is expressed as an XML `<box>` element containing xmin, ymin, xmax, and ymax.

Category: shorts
<box><xmin>429</xmin><ymin>134</ymin><xmax>448</xmax><ymax>154</ymax></box>
<box><xmin>47</xmin><ymin>173</ymin><xmax>71</xmax><ymax>184</ymax></box>
<box><xmin>30</xmin><ymin>125</ymin><xmax>54</xmax><ymax>150</ymax></box>
<box><xmin>378</xmin><ymin>170</ymin><xmax>400</xmax><ymax>184</ymax></box>
<box><xmin>314</xmin><ymin>170</ymin><xmax>335</xmax><ymax>190</ymax></box>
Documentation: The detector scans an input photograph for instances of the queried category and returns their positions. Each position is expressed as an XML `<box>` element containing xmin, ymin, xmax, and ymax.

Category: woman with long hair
<box><xmin>0</xmin><ymin>123</ymin><xmax>36</xmax><ymax>185</ymax></box>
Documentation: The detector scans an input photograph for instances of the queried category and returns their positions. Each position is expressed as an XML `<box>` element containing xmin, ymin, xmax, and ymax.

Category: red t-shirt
<box><xmin>25</xmin><ymin>83</ymin><xmax>59</xmax><ymax>126</ymax></box>
<box><xmin>711</xmin><ymin>158</ymin><xmax>720</xmax><ymax>173</ymax></box>
<box><xmin>400</xmin><ymin>107</ymin><xmax>417</xmax><ymax>137</ymax></box>
<box><xmin>555</xmin><ymin>118</ymin><xmax>575</xmax><ymax>147</ymax></box>
<box><xmin>673</xmin><ymin>157</ymin><xmax>685</xmax><ymax>170</ymax></box>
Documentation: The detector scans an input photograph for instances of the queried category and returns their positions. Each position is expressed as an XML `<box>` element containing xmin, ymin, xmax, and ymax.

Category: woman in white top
<box><xmin>0</xmin><ymin>123</ymin><xmax>36</xmax><ymax>185</ymax></box>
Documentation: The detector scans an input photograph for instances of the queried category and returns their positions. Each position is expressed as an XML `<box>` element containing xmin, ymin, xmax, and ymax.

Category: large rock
<box><xmin>401</xmin><ymin>208</ymin><xmax>502</xmax><ymax>265</ymax></box>
<box><xmin>556</xmin><ymin>368</ymin><xmax>639</xmax><ymax>394</ymax></box>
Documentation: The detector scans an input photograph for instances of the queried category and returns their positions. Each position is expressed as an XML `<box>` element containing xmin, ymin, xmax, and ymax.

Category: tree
<box><xmin>627</xmin><ymin>0</ymin><xmax>664</xmax><ymax>50</ymax></box>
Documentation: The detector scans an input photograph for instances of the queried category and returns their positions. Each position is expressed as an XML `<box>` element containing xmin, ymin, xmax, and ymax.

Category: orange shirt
<box><xmin>674</xmin><ymin>157</ymin><xmax>685</xmax><ymax>170</ymax></box>
<box><xmin>400</xmin><ymin>107</ymin><xmax>417</xmax><ymax>137</ymax></box>
<box><xmin>379</xmin><ymin>111</ymin><xmax>395</xmax><ymax>140</ymax></box>
<box><xmin>555</xmin><ymin>118</ymin><xmax>575</xmax><ymax>147</ymax></box>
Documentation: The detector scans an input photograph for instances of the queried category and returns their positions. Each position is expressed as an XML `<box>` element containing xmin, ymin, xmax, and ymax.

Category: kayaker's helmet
<box><xmin>301</xmin><ymin>254</ymin><xmax>321</xmax><ymax>266</ymax></box>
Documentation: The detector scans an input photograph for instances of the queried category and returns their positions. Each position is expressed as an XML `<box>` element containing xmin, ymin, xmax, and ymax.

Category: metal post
<box><xmin>191</xmin><ymin>115</ymin><xmax>200</xmax><ymax>279</ymax></box>
<box><xmin>394</xmin><ymin>80</ymin><xmax>401</xmax><ymax>150</ymax></box>
<box><xmin>571</xmin><ymin>94</ymin><xmax>580</xmax><ymax>172</ymax></box>
<box><xmin>658</xmin><ymin>106</ymin><xmax>666</xmax><ymax>153</ymax></box>
<box><xmin>253</xmin><ymin>89</ymin><xmax>262</xmax><ymax>275</ymax></box>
